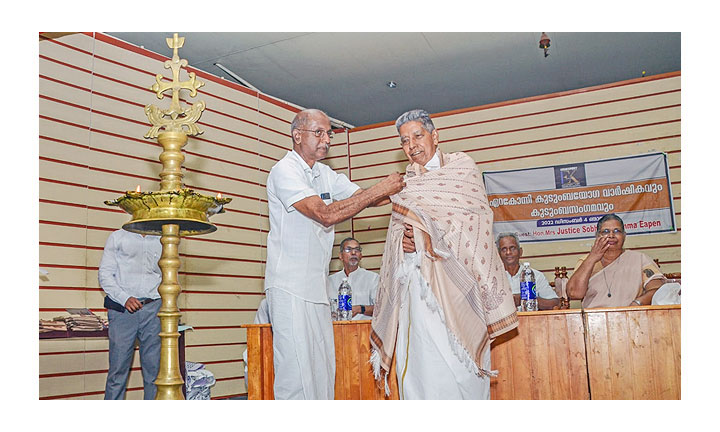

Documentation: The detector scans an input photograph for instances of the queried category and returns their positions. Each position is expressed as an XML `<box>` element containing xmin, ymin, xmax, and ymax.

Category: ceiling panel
<box><xmin>106</xmin><ymin>32</ymin><xmax>680</xmax><ymax>128</ymax></box>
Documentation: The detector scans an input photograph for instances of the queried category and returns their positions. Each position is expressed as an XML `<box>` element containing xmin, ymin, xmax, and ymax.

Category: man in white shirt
<box><xmin>496</xmin><ymin>232</ymin><xmax>560</xmax><ymax>310</ymax></box>
<box><xmin>327</xmin><ymin>238</ymin><xmax>379</xmax><ymax>320</ymax></box>
<box><xmin>98</xmin><ymin>229</ymin><xmax>162</xmax><ymax>400</ymax></box>
<box><xmin>264</xmin><ymin>108</ymin><xmax>404</xmax><ymax>399</ymax></box>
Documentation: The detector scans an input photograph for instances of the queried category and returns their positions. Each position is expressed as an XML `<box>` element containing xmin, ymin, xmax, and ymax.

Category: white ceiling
<box><xmin>107</xmin><ymin>32</ymin><xmax>681</xmax><ymax>128</ymax></box>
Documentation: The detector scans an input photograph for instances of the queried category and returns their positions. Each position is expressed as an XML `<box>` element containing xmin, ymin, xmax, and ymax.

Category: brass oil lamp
<box><xmin>105</xmin><ymin>33</ymin><xmax>231</xmax><ymax>399</ymax></box>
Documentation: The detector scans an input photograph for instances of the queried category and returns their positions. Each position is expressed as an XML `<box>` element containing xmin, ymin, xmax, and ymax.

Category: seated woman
<box><xmin>566</xmin><ymin>213</ymin><xmax>665</xmax><ymax>308</ymax></box>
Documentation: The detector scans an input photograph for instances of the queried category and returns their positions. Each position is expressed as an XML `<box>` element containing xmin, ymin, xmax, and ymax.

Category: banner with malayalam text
<box><xmin>483</xmin><ymin>152</ymin><xmax>676</xmax><ymax>242</ymax></box>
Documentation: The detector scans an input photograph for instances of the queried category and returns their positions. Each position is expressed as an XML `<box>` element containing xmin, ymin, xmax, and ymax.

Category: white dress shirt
<box><xmin>327</xmin><ymin>267</ymin><xmax>379</xmax><ymax>320</ymax></box>
<box><xmin>98</xmin><ymin>229</ymin><xmax>162</xmax><ymax>306</ymax></box>
<box><xmin>265</xmin><ymin>150</ymin><xmax>360</xmax><ymax>303</ymax></box>
<box><xmin>505</xmin><ymin>266</ymin><xmax>558</xmax><ymax>299</ymax></box>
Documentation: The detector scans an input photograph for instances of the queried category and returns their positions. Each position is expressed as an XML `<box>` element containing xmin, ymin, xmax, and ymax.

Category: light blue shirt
<box><xmin>98</xmin><ymin>229</ymin><xmax>162</xmax><ymax>306</ymax></box>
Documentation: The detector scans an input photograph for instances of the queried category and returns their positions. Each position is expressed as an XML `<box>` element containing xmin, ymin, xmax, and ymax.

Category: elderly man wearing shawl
<box><xmin>370</xmin><ymin>109</ymin><xmax>518</xmax><ymax>399</ymax></box>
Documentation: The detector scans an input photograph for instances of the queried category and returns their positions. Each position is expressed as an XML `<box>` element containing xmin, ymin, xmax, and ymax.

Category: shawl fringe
<box><xmin>369</xmin><ymin>349</ymin><xmax>390</xmax><ymax>396</ymax></box>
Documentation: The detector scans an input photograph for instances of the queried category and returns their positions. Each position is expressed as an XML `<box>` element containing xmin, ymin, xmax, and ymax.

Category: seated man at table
<box><xmin>496</xmin><ymin>232</ymin><xmax>560</xmax><ymax>310</ymax></box>
<box><xmin>327</xmin><ymin>237</ymin><xmax>378</xmax><ymax>320</ymax></box>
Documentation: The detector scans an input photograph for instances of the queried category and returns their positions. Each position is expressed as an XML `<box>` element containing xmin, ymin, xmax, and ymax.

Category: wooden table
<box><xmin>243</xmin><ymin>305</ymin><xmax>680</xmax><ymax>399</ymax></box>
<box><xmin>583</xmin><ymin>305</ymin><xmax>681</xmax><ymax>399</ymax></box>
<box><xmin>490</xmin><ymin>309</ymin><xmax>590</xmax><ymax>399</ymax></box>
<box><xmin>243</xmin><ymin>320</ymin><xmax>398</xmax><ymax>400</ymax></box>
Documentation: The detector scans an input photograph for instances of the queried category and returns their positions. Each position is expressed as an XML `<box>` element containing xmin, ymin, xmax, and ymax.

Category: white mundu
<box><xmin>395</xmin><ymin>151</ymin><xmax>490</xmax><ymax>399</ymax></box>
<box><xmin>328</xmin><ymin>267</ymin><xmax>379</xmax><ymax>320</ymax></box>
<box><xmin>264</xmin><ymin>149</ymin><xmax>360</xmax><ymax>400</ymax></box>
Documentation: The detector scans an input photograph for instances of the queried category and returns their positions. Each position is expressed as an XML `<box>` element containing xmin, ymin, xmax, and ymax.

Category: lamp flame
<box><xmin>217</xmin><ymin>192</ymin><xmax>222</xmax><ymax>199</ymax></box>
<box><xmin>136</xmin><ymin>185</ymin><xmax>141</xmax><ymax>193</ymax></box>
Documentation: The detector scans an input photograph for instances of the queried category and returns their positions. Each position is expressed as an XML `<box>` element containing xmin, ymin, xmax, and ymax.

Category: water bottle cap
<box><xmin>523</xmin><ymin>262</ymin><xmax>530</xmax><ymax>267</ymax></box>
<box><xmin>342</xmin><ymin>277</ymin><xmax>348</xmax><ymax>282</ymax></box>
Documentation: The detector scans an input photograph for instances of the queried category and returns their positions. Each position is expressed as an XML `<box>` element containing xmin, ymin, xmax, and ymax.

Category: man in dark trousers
<box><xmin>99</xmin><ymin>228</ymin><xmax>162</xmax><ymax>400</ymax></box>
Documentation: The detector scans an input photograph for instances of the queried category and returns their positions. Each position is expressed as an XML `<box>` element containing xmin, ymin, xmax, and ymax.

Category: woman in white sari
<box><xmin>567</xmin><ymin>214</ymin><xmax>665</xmax><ymax>308</ymax></box>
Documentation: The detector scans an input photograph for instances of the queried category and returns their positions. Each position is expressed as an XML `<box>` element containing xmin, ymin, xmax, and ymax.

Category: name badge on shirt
<box><xmin>320</xmin><ymin>192</ymin><xmax>331</xmax><ymax>200</ymax></box>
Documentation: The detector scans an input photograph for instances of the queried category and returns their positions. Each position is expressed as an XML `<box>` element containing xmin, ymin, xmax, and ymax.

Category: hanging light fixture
<box><xmin>539</xmin><ymin>32</ymin><xmax>551</xmax><ymax>57</ymax></box>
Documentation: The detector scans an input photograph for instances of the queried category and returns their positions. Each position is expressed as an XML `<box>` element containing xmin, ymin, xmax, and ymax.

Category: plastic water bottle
<box><xmin>520</xmin><ymin>262</ymin><xmax>538</xmax><ymax>312</ymax></box>
<box><xmin>338</xmin><ymin>278</ymin><xmax>352</xmax><ymax>320</ymax></box>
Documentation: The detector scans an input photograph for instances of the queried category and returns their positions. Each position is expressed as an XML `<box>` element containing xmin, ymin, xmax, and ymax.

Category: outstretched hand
<box><xmin>377</xmin><ymin>172</ymin><xmax>405</xmax><ymax>196</ymax></box>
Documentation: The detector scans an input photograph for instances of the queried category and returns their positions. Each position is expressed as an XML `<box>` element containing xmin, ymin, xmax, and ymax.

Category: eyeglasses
<box><xmin>342</xmin><ymin>246</ymin><xmax>362</xmax><ymax>253</ymax></box>
<box><xmin>296</xmin><ymin>128</ymin><xmax>335</xmax><ymax>139</ymax></box>
<box><xmin>599</xmin><ymin>228</ymin><xmax>624</xmax><ymax>235</ymax></box>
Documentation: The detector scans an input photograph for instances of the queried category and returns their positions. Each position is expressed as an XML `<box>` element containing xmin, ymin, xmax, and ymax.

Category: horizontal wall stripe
<box><xmin>40</xmin><ymin>219</ymin><xmax>114</xmax><ymax>231</ymax></box>
<box><xmin>180</xmin><ymin>271</ymin><xmax>264</xmax><ymax>279</ymax></box>
<box><xmin>40</xmin><ymin>348</ymin><xmax>109</xmax><ymax>356</ymax></box>
<box><xmin>350</xmin><ymin>132</ymin><xmax>680</xmax><ymax>181</ymax></box>
<box><xmin>351</xmin><ymin>115</ymin><xmax>680</xmax><ymax>162</ymax></box>
<box><xmin>40</xmin><ymin>389</ymin><xmax>119</xmax><ymax>400</ymax></box>
<box><xmin>185</xmin><ymin>236</ymin><xmax>266</xmax><ymax>249</ymax></box>
<box><xmin>186</xmin><ymin>342</ymin><xmax>247</xmax><ymax>349</ymax></box>
<box><xmin>180</xmin><ymin>253</ymin><xmax>264</xmax><ymax>264</ymax></box>
<box><xmin>39</xmin><ymin>263</ymin><xmax>266</xmax><ymax>280</ymax></box>
<box><xmin>197</xmin><ymin>359</ymin><xmax>243</xmax><ymax>366</ymax></box>
<box><xmin>182</xmin><ymin>290</ymin><xmax>265</xmax><ymax>296</ymax></box>
<box><xmin>38</xmin><ymin>220</ymin><xmax>269</xmax><ymax>250</ymax></box>
<box><xmin>212</xmin><ymin>393</ymin><xmax>247</xmax><ymax>400</ymax></box>
<box><xmin>214</xmin><ymin>222</ymin><xmax>267</xmax><ymax>232</ymax></box>
<box><xmin>351</xmin><ymin>71</ymin><xmax>680</xmax><ymax>132</ymax></box>
<box><xmin>40</xmin><ymin>367</ymin><xmax>138</xmax><ymax>379</ymax></box>
<box><xmin>39</xmin><ymin>242</ymin><xmax>264</xmax><ymax>263</ymax></box>
<box><xmin>176</xmin><ymin>308</ymin><xmax>258</xmax><ymax>312</ymax></box>
<box><xmin>40</xmin><ymin>94</ymin><xmax>149</xmax><ymax>127</ymax></box>
<box><xmin>40</xmin><ymin>307</ymin><xmax>107</xmax><ymax>313</ymax></box>
<box><xmin>184</xmin><ymin>149</ymin><xmax>269</xmax><ymax>174</ymax></box>
<box><xmin>40</xmin><ymin>155</ymin><xmax>268</xmax><ymax>206</ymax></box>
<box><xmin>350</xmin><ymin>88</ymin><xmax>680</xmax><ymax>146</ymax></box>
<box><xmin>39</xmin><ymin>285</ymin><xmax>103</xmax><ymax>291</ymax></box>
<box><xmin>40</xmin><ymin>101</ymin><xmax>281</xmax><ymax>165</ymax></box>
<box><xmin>40</xmin><ymin>74</ymin><xmax>145</xmax><ymax>109</ymax></box>
<box><xmin>39</xmin><ymin>342</ymin><xmax>249</xmax><ymax>356</ymax></box>
<box><xmin>39</xmin><ymin>199</ymin><xmax>124</xmax><ymax>214</ymax></box>
<box><xmin>40</xmin><ymin>134</ymin><xmax>155</xmax><ymax>165</ymax></box>
<box><xmin>190</xmin><ymin>325</ymin><xmax>246</xmax><ymax>330</ymax></box>
<box><xmin>40</xmin><ymin>40</ymin><xmax>297</xmax><ymax>138</ymax></box>
<box><xmin>39</xmin><ymin>54</ymin><xmax>159</xmax><ymax>101</ymax></box>
<box><xmin>215</xmin><ymin>376</ymin><xmax>244</xmax><ymax>383</ymax></box>
<box><xmin>39</xmin><ymin>78</ymin><xmax>284</xmax><ymax>164</ymax></box>
<box><xmin>473</xmin><ymin>134</ymin><xmax>681</xmax><ymax>167</ymax></box>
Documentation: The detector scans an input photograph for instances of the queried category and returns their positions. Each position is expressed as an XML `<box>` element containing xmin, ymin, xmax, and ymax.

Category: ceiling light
<box><xmin>387</xmin><ymin>81</ymin><xmax>397</xmax><ymax>88</ymax></box>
